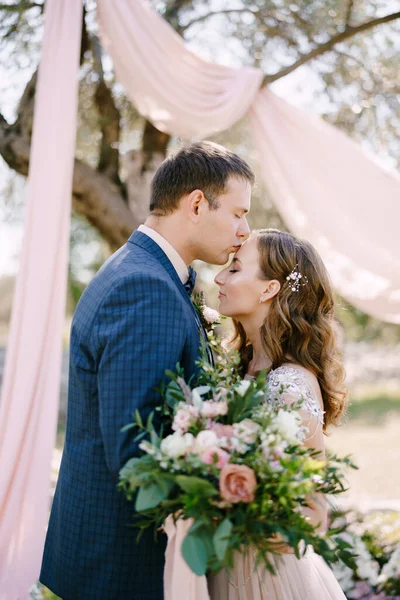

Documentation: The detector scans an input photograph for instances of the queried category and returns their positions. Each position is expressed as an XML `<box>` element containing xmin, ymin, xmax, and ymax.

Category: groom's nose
<box><xmin>238</xmin><ymin>217</ymin><xmax>250</xmax><ymax>239</ymax></box>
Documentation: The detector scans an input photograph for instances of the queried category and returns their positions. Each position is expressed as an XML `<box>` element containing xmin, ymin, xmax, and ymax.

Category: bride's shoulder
<box><xmin>267</xmin><ymin>364</ymin><xmax>324</xmax><ymax>423</ymax></box>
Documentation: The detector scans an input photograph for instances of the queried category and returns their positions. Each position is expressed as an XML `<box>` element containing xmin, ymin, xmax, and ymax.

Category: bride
<box><xmin>208</xmin><ymin>228</ymin><xmax>348</xmax><ymax>600</ymax></box>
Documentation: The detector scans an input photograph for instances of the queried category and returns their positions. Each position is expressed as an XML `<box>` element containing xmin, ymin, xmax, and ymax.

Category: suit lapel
<box><xmin>128</xmin><ymin>231</ymin><xmax>213</xmax><ymax>365</ymax></box>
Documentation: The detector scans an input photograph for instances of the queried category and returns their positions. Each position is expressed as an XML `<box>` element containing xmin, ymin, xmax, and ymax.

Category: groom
<box><xmin>40</xmin><ymin>141</ymin><xmax>254</xmax><ymax>599</ymax></box>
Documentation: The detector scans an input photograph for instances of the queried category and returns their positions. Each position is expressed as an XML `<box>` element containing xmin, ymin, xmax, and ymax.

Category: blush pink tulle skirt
<box><xmin>207</xmin><ymin>547</ymin><xmax>347</xmax><ymax>600</ymax></box>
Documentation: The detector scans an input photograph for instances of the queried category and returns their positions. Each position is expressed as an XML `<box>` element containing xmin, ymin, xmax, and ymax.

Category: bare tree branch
<box><xmin>181</xmin><ymin>8</ymin><xmax>259</xmax><ymax>31</ymax></box>
<box><xmin>263</xmin><ymin>10</ymin><xmax>400</xmax><ymax>84</ymax></box>
<box><xmin>0</xmin><ymin>2</ymin><xmax>43</xmax><ymax>11</ymax></box>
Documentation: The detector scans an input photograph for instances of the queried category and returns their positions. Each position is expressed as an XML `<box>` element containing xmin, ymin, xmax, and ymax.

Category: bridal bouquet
<box><xmin>119</xmin><ymin>356</ymin><xmax>356</xmax><ymax>576</ymax></box>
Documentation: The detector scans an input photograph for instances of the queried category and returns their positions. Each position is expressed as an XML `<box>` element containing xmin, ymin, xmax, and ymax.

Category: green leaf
<box><xmin>120</xmin><ymin>422</ymin><xmax>136</xmax><ymax>432</ymax></box>
<box><xmin>213</xmin><ymin>518</ymin><xmax>233</xmax><ymax>561</ymax></box>
<box><xmin>135</xmin><ymin>479</ymin><xmax>173</xmax><ymax>511</ymax></box>
<box><xmin>119</xmin><ymin>457</ymin><xmax>140</xmax><ymax>480</ymax></box>
<box><xmin>135</xmin><ymin>409</ymin><xmax>143</xmax><ymax>428</ymax></box>
<box><xmin>166</xmin><ymin>382</ymin><xmax>184</xmax><ymax>408</ymax></box>
<box><xmin>181</xmin><ymin>532</ymin><xmax>208</xmax><ymax>576</ymax></box>
<box><xmin>176</xmin><ymin>476</ymin><xmax>218</xmax><ymax>497</ymax></box>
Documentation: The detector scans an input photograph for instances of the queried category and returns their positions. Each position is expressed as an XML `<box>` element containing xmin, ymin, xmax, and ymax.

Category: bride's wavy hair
<box><xmin>231</xmin><ymin>229</ymin><xmax>347</xmax><ymax>431</ymax></box>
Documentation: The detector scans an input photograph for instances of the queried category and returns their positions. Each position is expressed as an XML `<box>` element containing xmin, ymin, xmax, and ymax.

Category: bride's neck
<box><xmin>243</xmin><ymin>323</ymin><xmax>272</xmax><ymax>376</ymax></box>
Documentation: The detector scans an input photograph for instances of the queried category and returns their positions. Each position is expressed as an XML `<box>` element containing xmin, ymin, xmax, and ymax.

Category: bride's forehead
<box><xmin>235</xmin><ymin>237</ymin><xmax>258</xmax><ymax>262</ymax></box>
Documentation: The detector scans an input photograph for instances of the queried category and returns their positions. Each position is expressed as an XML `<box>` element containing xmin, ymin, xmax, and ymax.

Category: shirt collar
<box><xmin>138</xmin><ymin>224</ymin><xmax>189</xmax><ymax>284</ymax></box>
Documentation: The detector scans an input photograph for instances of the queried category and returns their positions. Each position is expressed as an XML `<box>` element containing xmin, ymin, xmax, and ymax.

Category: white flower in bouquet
<box><xmin>160</xmin><ymin>432</ymin><xmax>194</xmax><ymax>458</ymax></box>
<box><xmin>193</xmin><ymin>430</ymin><xmax>220</xmax><ymax>453</ymax></box>
<box><xmin>138</xmin><ymin>440</ymin><xmax>157</xmax><ymax>456</ymax></box>
<box><xmin>233</xmin><ymin>418</ymin><xmax>261</xmax><ymax>445</ymax></box>
<box><xmin>191</xmin><ymin>385</ymin><xmax>210</xmax><ymax>409</ymax></box>
<box><xmin>274</xmin><ymin>410</ymin><xmax>302</xmax><ymax>444</ymax></box>
<box><xmin>201</xmin><ymin>400</ymin><xmax>228</xmax><ymax>418</ymax></box>
<box><xmin>202</xmin><ymin>306</ymin><xmax>220</xmax><ymax>325</ymax></box>
<box><xmin>236</xmin><ymin>379</ymin><xmax>251</xmax><ymax>397</ymax></box>
<box><xmin>227</xmin><ymin>435</ymin><xmax>249</xmax><ymax>455</ymax></box>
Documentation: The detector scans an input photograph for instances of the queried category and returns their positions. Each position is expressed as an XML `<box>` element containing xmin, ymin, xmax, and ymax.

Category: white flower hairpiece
<box><xmin>286</xmin><ymin>264</ymin><xmax>308</xmax><ymax>293</ymax></box>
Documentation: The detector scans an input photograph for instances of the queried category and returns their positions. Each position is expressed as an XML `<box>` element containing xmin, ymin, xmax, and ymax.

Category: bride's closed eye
<box><xmin>229</xmin><ymin>268</ymin><xmax>239</xmax><ymax>273</ymax></box>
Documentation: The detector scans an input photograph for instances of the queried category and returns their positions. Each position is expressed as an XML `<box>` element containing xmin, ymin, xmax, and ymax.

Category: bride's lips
<box><xmin>231</xmin><ymin>245</ymin><xmax>241</xmax><ymax>252</ymax></box>
<box><xmin>218</xmin><ymin>292</ymin><xmax>226</xmax><ymax>300</ymax></box>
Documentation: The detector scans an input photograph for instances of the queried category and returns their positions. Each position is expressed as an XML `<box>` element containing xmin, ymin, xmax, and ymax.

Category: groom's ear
<box><xmin>187</xmin><ymin>189</ymin><xmax>207</xmax><ymax>222</ymax></box>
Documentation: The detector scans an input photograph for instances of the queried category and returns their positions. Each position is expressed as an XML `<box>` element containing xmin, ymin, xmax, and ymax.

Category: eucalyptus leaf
<box><xmin>181</xmin><ymin>532</ymin><xmax>208</xmax><ymax>576</ymax></box>
<box><xmin>213</xmin><ymin>518</ymin><xmax>233</xmax><ymax>561</ymax></box>
<box><xmin>135</xmin><ymin>479</ymin><xmax>173</xmax><ymax>511</ymax></box>
<box><xmin>176</xmin><ymin>475</ymin><xmax>218</xmax><ymax>496</ymax></box>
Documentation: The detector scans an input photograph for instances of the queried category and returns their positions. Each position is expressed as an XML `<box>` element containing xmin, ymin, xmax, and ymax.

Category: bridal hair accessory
<box><xmin>286</xmin><ymin>264</ymin><xmax>308</xmax><ymax>293</ymax></box>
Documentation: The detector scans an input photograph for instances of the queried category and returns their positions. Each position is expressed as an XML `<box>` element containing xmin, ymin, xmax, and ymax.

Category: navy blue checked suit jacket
<box><xmin>40</xmin><ymin>231</ymin><xmax>202</xmax><ymax>600</ymax></box>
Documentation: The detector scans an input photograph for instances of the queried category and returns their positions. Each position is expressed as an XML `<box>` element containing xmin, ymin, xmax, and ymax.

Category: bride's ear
<box><xmin>259</xmin><ymin>280</ymin><xmax>281</xmax><ymax>303</ymax></box>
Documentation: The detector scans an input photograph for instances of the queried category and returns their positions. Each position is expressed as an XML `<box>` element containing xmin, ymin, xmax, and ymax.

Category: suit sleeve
<box><xmin>93</xmin><ymin>274</ymin><xmax>187</xmax><ymax>475</ymax></box>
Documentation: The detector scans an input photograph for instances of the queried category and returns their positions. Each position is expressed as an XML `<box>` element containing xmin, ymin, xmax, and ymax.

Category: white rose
<box><xmin>236</xmin><ymin>379</ymin><xmax>251</xmax><ymax>397</ymax></box>
<box><xmin>274</xmin><ymin>410</ymin><xmax>302</xmax><ymax>444</ymax></box>
<box><xmin>202</xmin><ymin>306</ymin><xmax>220</xmax><ymax>324</ymax></box>
<box><xmin>193</xmin><ymin>430</ymin><xmax>219</xmax><ymax>453</ymax></box>
<box><xmin>233</xmin><ymin>418</ymin><xmax>261</xmax><ymax>444</ymax></box>
<box><xmin>161</xmin><ymin>432</ymin><xmax>194</xmax><ymax>458</ymax></box>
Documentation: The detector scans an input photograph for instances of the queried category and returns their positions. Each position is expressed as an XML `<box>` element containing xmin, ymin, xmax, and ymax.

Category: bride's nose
<box><xmin>214</xmin><ymin>270</ymin><xmax>225</xmax><ymax>286</ymax></box>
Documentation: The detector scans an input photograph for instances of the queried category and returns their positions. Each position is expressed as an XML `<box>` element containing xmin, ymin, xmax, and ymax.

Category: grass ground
<box><xmin>327</xmin><ymin>385</ymin><xmax>400</xmax><ymax>510</ymax></box>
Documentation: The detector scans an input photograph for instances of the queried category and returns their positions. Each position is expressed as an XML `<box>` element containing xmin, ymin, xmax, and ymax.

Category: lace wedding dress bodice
<box><xmin>267</xmin><ymin>365</ymin><xmax>325</xmax><ymax>427</ymax></box>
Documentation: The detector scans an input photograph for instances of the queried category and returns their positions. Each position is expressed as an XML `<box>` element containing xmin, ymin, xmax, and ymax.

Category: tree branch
<box><xmin>0</xmin><ymin>110</ymin><xmax>135</xmax><ymax>250</ymax></box>
<box><xmin>90</xmin><ymin>32</ymin><xmax>121</xmax><ymax>185</ymax></box>
<box><xmin>181</xmin><ymin>8</ymin><xmax>259</xmax><ymax>30</ymax></box>
<box><xmin>263</xmin><ymin>10</ymin><xmax>400</xmax><ymax>84</ymax></box>
<box><xmin>0</xmin><ymin>2</ymin><xmax>43</xmax><ymax>11</ymax></box>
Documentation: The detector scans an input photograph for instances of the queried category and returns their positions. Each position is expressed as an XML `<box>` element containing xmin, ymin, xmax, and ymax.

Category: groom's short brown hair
<box><xmin>150</xmin><ymin>141</ymin><xmax>255</xmax><ymax>215</ymax></box>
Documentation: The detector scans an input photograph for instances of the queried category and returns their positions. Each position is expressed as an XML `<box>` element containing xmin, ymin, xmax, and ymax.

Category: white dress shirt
<box><xmin>138</xmin><ymin>224</ymin><xmax>189</xmax><ymax>284</ymax></box>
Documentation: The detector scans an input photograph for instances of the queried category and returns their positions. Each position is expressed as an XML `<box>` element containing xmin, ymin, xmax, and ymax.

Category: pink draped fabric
<box><xmin>0</xmin><ymin>0</ymin><xmax>83</xmax><ymax>597</ymax></box>
<box><xmin>96</xmin><ymin>0</ymin><xmax>263</xmax><ymax>138</ymax></box>
<box><xmin>164</xmin><ymin>516</ymin><xmax>210</xmax><ymax>600</ymax></box>
<box><xmin>98</xmin><ymin>0</ymin><xmax>400</xmax><ymax>323</ymax></box>
<box><xmin>250</xmin><ymin>89</ymin><xmax>400</xmax><ymax>324</ymax></box>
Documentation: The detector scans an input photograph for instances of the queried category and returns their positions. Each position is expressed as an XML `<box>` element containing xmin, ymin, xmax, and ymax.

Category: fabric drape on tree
<box><xmin>0</xmin><ymin>1</ymin><xmax>82</xmax><ymax>597</ymax></box>
<box><xmin>97</xmin><ymin>0</ymin><xmax>400</xmax><ymax>323</ymax></box>
<box><xmin>96</xmin><ymin>0</ymin><xmax>264</xmax><ymax>137</ymax></box>
<box><xmin>250</xmin><ymin>89</ymin><xmax>400</xmax><ymax>324</ymax></box>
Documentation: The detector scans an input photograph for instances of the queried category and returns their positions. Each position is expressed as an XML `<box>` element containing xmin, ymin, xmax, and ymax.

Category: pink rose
<box><xmin>200</xmin><ymin>447</ymin><xmax>230</xmax><ymax>469</ymax></box>
<box><xmin>210</xmin><ymin>423</ymin><xmax>235</xmax><ymax>439</ymax></box>
<box><xmin>219</xmin><ymin>464</ymin><xmax>257</xmax><ymax>504</ymax></box>
<box><xmin>172</xmin><ymin>406</ymin><xmax>199</xmax><ymax>434</ymax></box>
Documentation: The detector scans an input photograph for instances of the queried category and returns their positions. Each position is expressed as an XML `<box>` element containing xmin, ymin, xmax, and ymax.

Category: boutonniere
<box><xmin>192</xmin><ymin>292</ymin><xmax>221</xmax><ymax>335</ymax></box>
